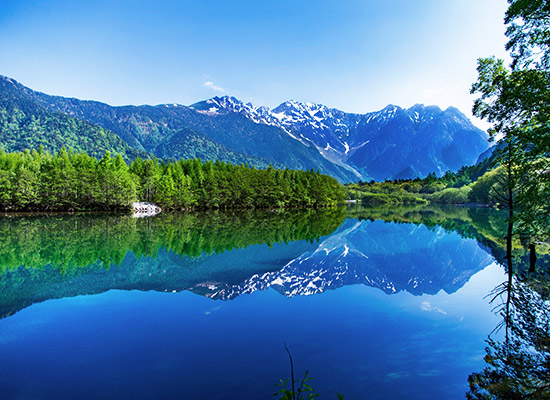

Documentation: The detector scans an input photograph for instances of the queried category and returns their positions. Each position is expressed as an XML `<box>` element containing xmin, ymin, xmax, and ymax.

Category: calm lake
<box><xmin>0</xmin><ymin>205</ymin><xmax>545</xmax><ymax>399</ymax></box>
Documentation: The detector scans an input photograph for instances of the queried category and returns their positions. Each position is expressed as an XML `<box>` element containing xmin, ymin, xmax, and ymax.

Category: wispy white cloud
<box><xmin>204</xmin><ymin>81</ymin><xmax>225</xmax><ymax>93</ymax></box>
<box><xmin>421</xmin><ymin>301</ymin><xmax>447</xmax><ymax>315</ymax></box>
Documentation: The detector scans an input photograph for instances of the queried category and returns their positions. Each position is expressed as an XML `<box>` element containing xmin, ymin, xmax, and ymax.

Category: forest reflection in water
<box><xmin>0</xmin><ymin>204</ymin><xmax>548</xmax><ymax>399</ymax></box>
<box><xmin>0</xmin><ymin>207</ymin><xmax>347</xmax><ymax>317</ymax></box>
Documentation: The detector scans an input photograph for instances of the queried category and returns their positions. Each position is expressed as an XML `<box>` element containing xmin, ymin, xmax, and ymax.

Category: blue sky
<box><xmin>1</xmin><ymin>0</ymin><xmax>509</xmax><ymax>128</ymax></box>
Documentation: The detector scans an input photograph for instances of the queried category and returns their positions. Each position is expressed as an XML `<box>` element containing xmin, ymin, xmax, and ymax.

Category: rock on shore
<box><xmin>132</xmin><ymin>202</ymin><xmax>161</xmax><ymax>217</ymax></box>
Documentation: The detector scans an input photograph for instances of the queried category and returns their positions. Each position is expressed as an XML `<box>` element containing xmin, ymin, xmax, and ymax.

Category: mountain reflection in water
<box><xmin>0</xmin><ymin>205</ymin><xmax>501</xmax><ymax>317</ymax></box>
<box><xmin>1</xmin><ymin>205</ymin><xmax>548</xmax><ymax>400</ymax></box>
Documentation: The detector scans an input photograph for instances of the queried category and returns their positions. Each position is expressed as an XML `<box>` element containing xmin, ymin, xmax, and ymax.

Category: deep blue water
<box><xmin>0</xmin><ymin>210</ymin><xmax>506</xmax><ymax>399</ymax></box>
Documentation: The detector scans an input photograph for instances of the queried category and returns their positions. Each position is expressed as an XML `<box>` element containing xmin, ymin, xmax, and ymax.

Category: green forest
<box><xmin>345</xmin><ymin>155</ymin><xmax>496</xmax><ymax>205</ymax></box>
<box><xmin>0</xmin><ymin>93</ymin><xmax>149</xmax><ymax>161</ymax></box>
<box><xmin>0</xmin><ymin>147</ymin><xmax>346</xmax><ymax>211</ymax></box>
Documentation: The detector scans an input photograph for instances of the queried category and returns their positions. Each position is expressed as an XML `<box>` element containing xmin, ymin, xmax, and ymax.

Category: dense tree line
<box><xmin>0</xmin><ymin>147</ymin><xmax>346</xmax><ymax>211</ymax></box>
<box><xmin>345</xmin><ymin>146</ymin><xmax>540</xmax><ymax>207</ymax></box>
<box><xmin>345</xmin><ymin>154</ymin><xmax>495</xmax><ymax>206</ymax></box>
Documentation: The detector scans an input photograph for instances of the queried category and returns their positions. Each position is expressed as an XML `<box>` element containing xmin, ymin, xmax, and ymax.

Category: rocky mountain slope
<box><xmin>6</xmin><ymin>77</ymin><xmax>356</xmax><ymax>181</ymax></box>
<box><xmin>192</xmin><ymin>96</ymin><xmax>490</xmax><ymax>181</ymax></box>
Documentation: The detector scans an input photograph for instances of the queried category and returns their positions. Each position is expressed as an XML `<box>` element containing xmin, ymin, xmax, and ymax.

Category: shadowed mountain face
<box><xmin>0</xmin><ymin>75</ymin><xmax>488</xmax><ymax>182</ymax></box>
<box><xmin>0</xmin><ymin>206</ymin><xmax>509</xmax><ymax>319</ymax></box>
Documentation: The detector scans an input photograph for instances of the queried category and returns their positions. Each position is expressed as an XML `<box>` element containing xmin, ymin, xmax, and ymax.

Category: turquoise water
<box><xmin>0</xmin><ymin>207</ymin><xmax>511</xmax><ymax>399</ymax></box>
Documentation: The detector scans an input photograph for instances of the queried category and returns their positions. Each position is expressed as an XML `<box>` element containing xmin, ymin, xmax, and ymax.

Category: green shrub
<box><xmin>431</xmin><ymin>187</ymin><xmax>471</xmax><ymax>204</ymax></box>
<box><xmin>360</xmin><ymin>192</ymin><xmax>428</xmax><ymax>205</ymax></box>
<box><xmin>468</xmin><ymin>167</ymin><xmax>505</xmax><ymax>204</ymax></box>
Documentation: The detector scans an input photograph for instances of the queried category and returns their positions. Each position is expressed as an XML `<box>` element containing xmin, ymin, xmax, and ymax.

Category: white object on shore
<box><xmin>132</xmin><ymin>202</ymin><xmax>162</xmax><ymax>218</ymax></box>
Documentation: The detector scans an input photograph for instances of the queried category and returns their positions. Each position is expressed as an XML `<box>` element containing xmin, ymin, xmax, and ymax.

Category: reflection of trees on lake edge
<box><xmin>347</xmin><ymin>204</ymin><xmax>550</xmax><ymax>271</ymax></box>
<box><xmin>0</xmin><ymin>207</ymin><xmax>347</xmax><ymax>274</ymax></box>
<box><xmin>4</xmin><ymin>204</ymin><xmax>542</xmax><ymax>279</ymax></box>
<box><xmin>0</xmin><ymin>208</ymin><xmax>347</xmax><ymax>318</ymax></box>
<box><xmin>466</xmin><ymin>236</ymin><xmax>550</xmax><ymax>399</ymax></box>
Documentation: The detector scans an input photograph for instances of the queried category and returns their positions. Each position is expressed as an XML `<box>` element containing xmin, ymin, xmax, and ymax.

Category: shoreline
<box><xmin>0</xmin><ymin>202</ymin><xmax>496</xmax><ymax>217</ymax></box>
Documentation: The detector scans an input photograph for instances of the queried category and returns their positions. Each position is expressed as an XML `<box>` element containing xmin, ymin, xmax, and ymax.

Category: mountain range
<box><xmin>0</xmin><ymin>75</ymin><xmax>490</xmax><ymax>182</ymax></box>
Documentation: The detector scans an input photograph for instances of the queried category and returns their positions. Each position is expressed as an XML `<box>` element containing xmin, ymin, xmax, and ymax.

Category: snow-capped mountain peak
<box><xmin>189</xmin><ymin>95</ymin><xmax>489</xmax><ymax>181</ymax></box>
<box><xmin>190</xmin><ymin>96</ymin><xmax>277</xmax><ymax>125</ymax></box>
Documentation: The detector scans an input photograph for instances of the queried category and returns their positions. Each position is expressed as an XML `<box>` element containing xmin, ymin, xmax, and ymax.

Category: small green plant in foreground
<box><xmin>274</xmin><ymin>344</ymin><xmax>344</xmax><ymax>400</ymax></box>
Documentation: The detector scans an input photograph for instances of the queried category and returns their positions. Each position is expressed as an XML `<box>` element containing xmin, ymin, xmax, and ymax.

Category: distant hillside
<box><xmin>0</xmin><ymin>76</ymin><xmax>149</xmax><ymax>160</ymax></box>
<box><xmin>344</xmin><ymin>105</ymin><xmax>490</xmax><ymax>180</ymax></box>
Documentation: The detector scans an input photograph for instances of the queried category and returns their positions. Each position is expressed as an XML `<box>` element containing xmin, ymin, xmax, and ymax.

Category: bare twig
<box><xmin>284</xmin><ymin>343</ymin><xmax>296</xmax><ymax>400</ymax></box>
